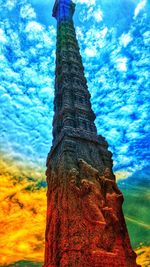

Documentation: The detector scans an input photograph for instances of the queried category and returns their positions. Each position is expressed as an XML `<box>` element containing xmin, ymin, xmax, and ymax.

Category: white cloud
<box><xmin>119</xmin><ymin>33</ymin><xmax>133</xmax><ymax>47</ymax></box>
<box><xmin>74</xmin><ymin>0</ymin><xmax>96</xmax><ymax>7</ymax></box>
<box><xmin>0</xmin><ymin>29</ymin><xmax>7</xmax><ymax>44</ymax></box>
<box><xmin>84</xmin><ymin>46</ymin><xmax>97</xmax><ymax>57</ymax></box>
<box><xmin>134</xmin><ymin>0</ymin><xmax>147</xmax><ymax>18</ymax></box>
<box><xmin>99</xmin><ymin>27</ymin><xmax>108</xmax><ymax>38</ymax></box>
<box><xmin>119</xmin><ymin>144</ymin><xmax>129</xmax><ymax>154</ymax></box>
<box><xmin>20</xmin><ymin>4</ymin><xmax>36</xmax><ymax>20</ymax></box>
<box><xmin>5</xmin><ymin>0</ymin><xmax>16</xmax><ymax>11</ymax></box>
<box><xmin>143</xmin><ymin>30</ymin><xmax>150</xmax><ymax>46</ymax></box>
<box><xmin>93</xmin><ymin>8</ymin><xmax>103</xmax><ymax>22</ymax></box>
<box><xmin>116</xmin><ymin>57</ymin><xmax>128</xmax><ymax>72</ymax></box>
<box><xmin>120</xmin><ymin>105</ymin><xmax>135</xmax><ymax>114</ymax></box>
<box><xmin>25</xmin><ymin>21</ymin><xmax>43</xmax><ymax>32</ymax></box>
<box><xmin>76</xmin><ymin>26</ymin><xmax>84</xmax><ymax>40</ymax></box>
<box><xmin>13</xmin><ymin>58</ymin><xmax>29</xmax><ymax>70</ymax></box>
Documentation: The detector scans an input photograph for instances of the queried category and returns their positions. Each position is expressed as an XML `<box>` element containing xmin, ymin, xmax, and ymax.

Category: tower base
<box><xmin>43</xmin><ymin>159</ymin><xmax>140</xmax><ymax>267</ymax></box>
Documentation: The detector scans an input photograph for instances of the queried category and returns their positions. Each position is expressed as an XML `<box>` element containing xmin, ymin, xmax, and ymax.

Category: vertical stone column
<box><xmin>43</xmin><ymin>1</ymin><xmax>140</xmax><ymax>266</ymax></box>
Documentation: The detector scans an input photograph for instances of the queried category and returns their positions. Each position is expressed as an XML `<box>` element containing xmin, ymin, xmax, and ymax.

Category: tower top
<box><xmin>52</xmin><ymin>0</ymin><xmax>75</xmax><ymax>22</ymax></box>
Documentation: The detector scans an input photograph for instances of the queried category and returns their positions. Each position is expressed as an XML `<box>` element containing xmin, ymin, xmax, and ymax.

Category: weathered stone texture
<box><xmin>43</xmin><ymin>160</ymin><xmax>140</xmax><ymax>267</ymax></box>
<box><xmin>43</xmin><ymin>0</ymin><xmax>140</xmax><ymax>266</ymax></box>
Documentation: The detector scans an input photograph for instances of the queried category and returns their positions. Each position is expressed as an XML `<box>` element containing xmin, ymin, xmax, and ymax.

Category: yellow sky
<box><xmin>0</xmin><ymin>155</ymin><xmax>46</xmax><ymax>265</ymax></box>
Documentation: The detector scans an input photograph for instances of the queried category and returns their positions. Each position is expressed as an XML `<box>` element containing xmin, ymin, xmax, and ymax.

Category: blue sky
<box><xmin>0</xmin><ymin>0</ymin><xmax>149</xmax><ymax>182</ymax></box>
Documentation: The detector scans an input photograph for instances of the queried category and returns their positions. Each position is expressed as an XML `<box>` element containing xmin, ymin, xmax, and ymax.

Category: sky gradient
<box><xmin>0</xmin><ymin>0</ymin><xmax>149</xmax><ymax>266</ymax></box>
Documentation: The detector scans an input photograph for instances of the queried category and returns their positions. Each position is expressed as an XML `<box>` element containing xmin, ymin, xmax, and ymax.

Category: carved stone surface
<box><xmin>43</xmin><ymin>0</ymin><xmax>140</xmax><ymax>266</ymax></box>
<box><xmin>43</xmin><ymin>160</ymin><xmax>140</xmax><ymax>267</ymax></box>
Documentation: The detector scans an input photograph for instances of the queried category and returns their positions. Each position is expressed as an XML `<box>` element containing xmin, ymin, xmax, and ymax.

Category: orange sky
<box><xmin>0</xmin><ymin>155</ymin><xmax>46</xmax><ymax>265</ymax></box>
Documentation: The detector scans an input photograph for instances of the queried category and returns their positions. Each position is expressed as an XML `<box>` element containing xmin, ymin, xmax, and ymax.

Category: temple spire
<box><xmin>43</xmin><ymin>1</ymin><xmax>140</xmax><ymax>266</ymax></box>
<box><xmin>50</xmin><ymin>0</ymin><xmax>98</xmax><ymax>165</ymax></box>
<box><xmin>53</xmin><ymin>0</ymin><xmax>75</xmax><ymax>21</ymax></box>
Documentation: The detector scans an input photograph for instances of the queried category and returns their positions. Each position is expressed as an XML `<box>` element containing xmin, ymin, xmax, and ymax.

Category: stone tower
<box><xmin>43</xmin><ymin>1</ymin><xmax>140</xmax><ymax>266</ymax></box>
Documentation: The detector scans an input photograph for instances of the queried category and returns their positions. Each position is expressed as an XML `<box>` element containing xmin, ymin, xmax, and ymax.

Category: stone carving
<box><xmin>71</xmin><ymin>178</ymin><xmax>106</xmax><ymax>225</ymax></box>
<box><xmin>44</xmin><ymin>159</ymin><xmax>140</xmax><ymax>267</ymax></box>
